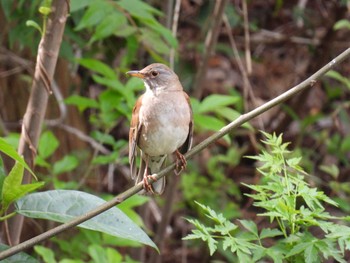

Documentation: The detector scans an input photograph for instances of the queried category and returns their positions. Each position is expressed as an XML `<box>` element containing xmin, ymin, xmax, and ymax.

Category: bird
<box><xmin>127</xmin><ymin>63</ymin><xmax>193</xmax><ymax>194</ymax></box>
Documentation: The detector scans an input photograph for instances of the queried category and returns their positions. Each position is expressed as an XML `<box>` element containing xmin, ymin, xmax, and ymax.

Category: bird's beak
<box><xmin>126</xmin><ymin>70</ymin><xmax>145</xmax><ymax>79</ymax></box>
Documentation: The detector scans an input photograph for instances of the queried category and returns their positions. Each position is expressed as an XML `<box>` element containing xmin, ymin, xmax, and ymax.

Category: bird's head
<box><xmin>127</xmin><ymin>63</ymin><xmax>181</xmax><ymax>93</ymax></box>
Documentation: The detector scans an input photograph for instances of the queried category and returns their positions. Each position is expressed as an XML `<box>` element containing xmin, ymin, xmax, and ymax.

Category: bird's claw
<box><xmin>143</xmin><ymin>174</ymin><xmax>157</xmax><ymax>194</ymax></box>
<box><xmin>175</xmin><ymin>150</ymin><xmax>187</xmax><ymax>175</ymax></box>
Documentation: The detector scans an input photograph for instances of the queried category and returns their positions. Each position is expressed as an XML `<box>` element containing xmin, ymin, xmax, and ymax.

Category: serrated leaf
<box><xmin>239</xmin><ymin>220</ymin><xmax>258</xmax><ymax>237</ymax></box>
<box><xmin>15</xmin><ymin>190</ymin><xmax>158</xmax><ymax>250</ymax></box>
<box><xmin>260</xmin><ymin>228</ymin><xmax>283</xmax><ymax>239</ymax></box>
<box><xmin>304</xmin><ymin>244</ymin><xmax>318</xmax><ymax>263</ymax></box>
<box><xmin>286</xmin><ymin>242</ymin><xmax>310</xmax><ymax>257</ymax></box>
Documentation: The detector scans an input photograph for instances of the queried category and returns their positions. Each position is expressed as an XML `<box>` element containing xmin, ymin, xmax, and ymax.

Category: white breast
<box><xmin>139</xmin><ymin>90</ymin><xmax>191</xmax><ymax>157</ymax></box>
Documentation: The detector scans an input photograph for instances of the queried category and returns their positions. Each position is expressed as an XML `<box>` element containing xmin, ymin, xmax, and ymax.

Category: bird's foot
<box><xmin>143</xmin><ymin>174</ymin><xmax>157</xmax><ymax>194</ymax></box>
<box><xmin>175</xmin><ymin>150</ymin><xmax>187</xmax><ymax>175</ymax></box>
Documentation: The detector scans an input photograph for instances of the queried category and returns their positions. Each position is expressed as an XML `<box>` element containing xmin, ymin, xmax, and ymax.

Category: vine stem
<box><xmin>1</xmin><ymin>48</ymin><xmax>350</xmax><ymax>260</ymax></box>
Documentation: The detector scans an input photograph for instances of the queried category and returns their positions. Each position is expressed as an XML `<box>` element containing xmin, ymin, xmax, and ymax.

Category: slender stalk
<box><xmin>8</xmin><ymin>0</ymin><xmax>69</xmax><ymax>245</ymax></box>
<box><xmin>0</xmin><ymin>48</ymin><xmax>349</xmax><ymax>260</ymax></box>
<box><xmin>192</xmin><ymin>0</ymin><xmax>228</xmax><ymax>98</ymax></box>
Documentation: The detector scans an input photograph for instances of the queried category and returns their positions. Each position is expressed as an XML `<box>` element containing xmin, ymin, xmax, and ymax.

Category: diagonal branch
<box><xmin>0</xmin><ymin>47</ymin><xmax>350</xmax><ymax>259</ymax></box>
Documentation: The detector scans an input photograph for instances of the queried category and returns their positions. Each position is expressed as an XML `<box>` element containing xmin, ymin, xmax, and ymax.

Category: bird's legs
<box><xmin>175</xmin><ymin>150</ymin><xmax>187</xmax><ymax>175</ymax></box>
<box><xmin>142</xmin><ymin>157</ymin><xmax>157</xmax><ymax>193</ymax></box>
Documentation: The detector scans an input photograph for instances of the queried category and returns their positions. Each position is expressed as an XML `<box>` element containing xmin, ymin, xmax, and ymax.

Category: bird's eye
<box><xmin>151</xmin><ymin>71</ymin><xmax>159</xmax><ymax>77</ymax></box>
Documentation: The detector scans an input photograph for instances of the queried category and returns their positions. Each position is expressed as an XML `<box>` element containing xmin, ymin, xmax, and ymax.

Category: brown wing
<box><xmin>179</xmin><ymin>92</ymin><xmax>193</xmax><ymax>154</ymax></box>
<box><xmin>129</xmin><ymin>95</ymin><xmax>143</xmax><ymax>180</ymax></box>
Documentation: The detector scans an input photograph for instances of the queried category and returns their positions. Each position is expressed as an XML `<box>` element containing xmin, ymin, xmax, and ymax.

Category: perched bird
<box><xmin>127</xmin><ymin>63</ymin><xmax>193</xmax><ymax>194</ymax></box>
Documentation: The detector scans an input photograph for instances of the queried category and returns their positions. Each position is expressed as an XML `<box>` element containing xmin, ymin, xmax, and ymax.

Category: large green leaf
<box><xmin>15</xmin><ymin>190</ymin><xmax>158</xmax><ymax>250</ymax></box>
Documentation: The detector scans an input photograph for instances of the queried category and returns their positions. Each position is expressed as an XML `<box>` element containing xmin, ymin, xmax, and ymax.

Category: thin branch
<box><xmin>169</xmin><ymin>0</ymin><xmax>182</xmax><ymax>69</ymax></box>
<box><xmin>223</xmin><ymin>15</ymin><xmax>264</xmax><ymax>131</ymax></box>
<box><xmin>192</xmin><ymin>0</ymin><xmax>228</xmax><ymax>98</ymax></box>
<box><xmin>57</xmin><ymin>124</ymin><xmax>111</xmax><ymax>155</ymax></box>
<box><xmin>242</xmin><ymin>0</ymin><xmax>252</xmax><ymax>74</ymax></box>
<box><xmin>8</xmin><ymin>0</ymin><xmax>69</xmax><ymax>245</ymax></box>
<box><xmin>0</xmin><ymin>47</ymin><xmax>349</xmax><ymax>259</ymax></box>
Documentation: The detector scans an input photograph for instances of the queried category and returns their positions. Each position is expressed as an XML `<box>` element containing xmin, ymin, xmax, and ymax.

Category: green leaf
<box><xmin>70</xmin><ymin>0</ymin><xmax>95</xmax><ymax>12</ymax></box>
<box><xmin>260</xmin><ymin>228</ymin><xmax>283</xmax><ymax>239</ymax></box>
<box><xmin>319</xmin><ymin>164</ymin><xmax>339</xmax><ymax>178</ymax></box>
<box><xmin>15</xmin><ymin>190</ymin><xmax>158</xmax><ymax>251</ymax></box>
<box><xmin>334</xmin><ymin>19</ymin><xmax>350</xmax><ymax>30</ymax></box>
<box><xmin>194</xmin><ymin>114</ymin><xmax>225</xmax><ymax>131</ymax></box>
<box><xmin>38</xmin><ymin>131</ymin><xmax>59</xmax><ymax>160</ymax></box>
<box><xmin>117</xmin><ymin>195</ymin><xmax>149</xmax><ymax>227</ymax></box>
<box><xmin>2</xmin><ymin>162</ymin><xmax>44</xmax><ymax>212</ymax></box>
<box><xmin>286</xmin><ymin>242</ymin><xmax>310</xmax><ymax>257</ymax></box>
<box><xmin>78</xmin><ymin>58</ymin><xmax>116</xmax><ymax>79</ymax></box>
<box><xmin>90</xmin><ymin>12</ymin><xmax>127</xmax><ymax>43</ymax></box>
<box><xmin>88</xmin><ymin>244</ymin><xmax>107</xmax><ymax>263</ymax></box>
<box><xmin>146</xmin><ymin>19</ymin><xmax>177</xmax><ymax>48</ymax></box>
<box><xmin>325</xmin><ymin>70</ymin><xmax>350</xmax><ymax>89</ymax></box>
<box><xmin>198</xmin><ymin>94</ymin><xmax>240</xmax><ymax>113</ymax></box>
<box><xmin>92</xmin><ymin>152</ymin><xmax>119</xmax><ymax>165</ymax></box>
<box><xmin>34</xmin><ymin>245</ymin><xmax>56</xmax><ymax>263</ymax></box>
<box><xmin>53</xmin><ymin>155</ymin><xmax>79</xmax><ymax>175</ymax></box>
<box><xmin>0</xmin><ymin>137</ymin><xmax>36</xmax><ymax>178</ymax></box>
<box><xmin>0</xmin><ymin>244</ymin><xmax>39</xmax><ymax>263</ymax></box>
<box><xmin>39</xmin><ymin>6</ymin><xmax>51</xmax><ymax>16</ymax></box>
<box><xmin>75</xmin><ymin>1</ymin><xmax>113</xmax><ymax>30</ymax></box>
<box><xmin>214</xmin><ymin>107</ymin><xmax>240</xmax><ymax>121</ymax></box>
<box><xmin>304</xmin><ymin>243</ymin><xmax>318</xmax><ymax>263</ymax></box>
<box><xmin>26</xmin><ymin>20</ymin><xmax>43</xmax><ymax>35</ymax></box>
<box><xmin>65</xmin><ymin>95</ymin><xmax>99</xmax><ymax>112</ymax></box>
<box><xmin>140</xmin><ymin>28</ymin><xmax>171</xmax><ymax>55</ymax></box>
<box><xmin>239</xmin><ymin>220</ymin><xmax>258</xmax><ymax>237</ymax></box>
<box><xmin>117</xmin><ymin>0</ymin><xmax>162</xmax><ymax>22</ymax></box>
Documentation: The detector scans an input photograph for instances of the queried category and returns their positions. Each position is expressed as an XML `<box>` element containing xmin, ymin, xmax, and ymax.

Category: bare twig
<box><xmin>193</xmin><ymin>0</ymin><xmax>228</xmax><ymax>98</ymax></box>
<box><xmin>169</xmin><ymin>0</ymin><xmax>181</xmax><ymax>69</ymax></box>
<box><xmin>223</xmin><ymin>15</ymin><xmax>264</xmax><ymax>131</ymax></box>
<box><xmin>1</xmin><ymin>47</ymin><xmax>349</xmax><ymax>259</ymax></box>
<box><xmin>8</xmin><ymin>0</ymin><xmax>69</xmax><ymax>245</ymax></box>
<box><xmin>45</xmin><ymin>80</ymin><xmax>67</xmax><ymax>126</ymax></box>
<box><xmin>242</xmin><ymin>0</ymin><xmax>252</xmax><ymax>74</ymax></box>
<box><xmin>57</xmin><ymin>124</ymin><xmax>110</xmax><ymax>155</ymax></box>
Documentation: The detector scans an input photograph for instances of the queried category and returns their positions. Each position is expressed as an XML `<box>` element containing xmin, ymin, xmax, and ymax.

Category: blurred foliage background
<box><xmin>1</xmin><ymin>0</ymin><xmax>350</xmax><ymax>262</ymax></box>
